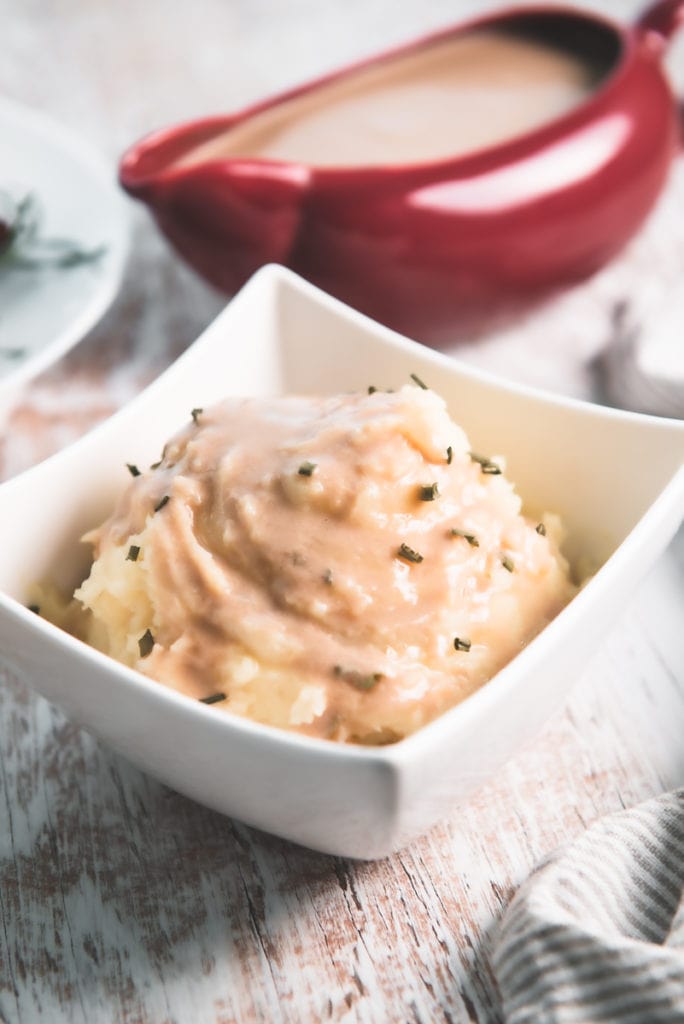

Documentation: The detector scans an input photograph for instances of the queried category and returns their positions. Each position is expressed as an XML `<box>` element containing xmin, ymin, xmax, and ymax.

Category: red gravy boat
<box><xmin>120</xmin><ymin>0</ymin><xmax>684</xmax><ymax>343</ymax></box>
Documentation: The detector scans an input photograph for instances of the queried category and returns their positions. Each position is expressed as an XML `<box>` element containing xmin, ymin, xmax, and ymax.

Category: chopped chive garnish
<box><xmin>154</xmin><ymin>495</ymin><xmax>170</xmax><ymax>513</ymax></box>
<box><xmin>470</xmin><ymin>452</ymin><xmax>501</xmax><ymax>475</ymax></box>
<box><xmin>453</xmin><ymin>637</ymin><xmax>472</xmax><ymax>652</ymax></box>
<box><xmin>126</xmin><ymin>545</ymin><xmax>140</xmax><ymax>562</ymax></box>
<box><xmin>450</xmin><ymin>529</ymin><xmax>479</xmax><ymax>547</ymax></box>
<box><xmin>501</xmin><ymin>554</ymin><xmax>515</xmax><ymax>573</ymax></box>
<box><xmin>150</xmin><ymin>445</ymin><xmax>167</xmax><ymax>470</ymax></box>
<box><xmin>191</xmin><ymin>407</ymin><xmax>203</xmax><ymax>424</ymax></box>
<box><xmin>333</xmin><ymin>666</ymin><xmax>383</xmax><ymax>691</ymax></box>
<box><xmin>126</xmin><ymin>463</ymin><xmax>141</xmax><ymax>477</ymax></box>
<box><xmin>28</xmin><ymin>604</ymin><xmax>40</xmax><ymax>614</ymax></box>
<box><xmin>418</xmin><ymin>483</ymin><xmax>439</xmax><ymax>501</ymax></box>
<box><xmin>322</xmin><ymin>568</ymin><xmax>333</xmax><ymax>585</ymax></box>
<box><xmin>200</xmin><ymin>692</ymin><xmax>227</xmax><ymax>705</ymax></box>
<box><xmin>536</xmin><ymin>522</ymin><xmax>546</xmax><ymax>536</ymax></box>
<box><xmin>138</xmin><ymin>629</ymin><xmax>154</xmax><ymax>658</ymax></box>
<box><xmin>410</xmin><ymin>373</ymin><xmax>428</xmax><ymax>390</ymax></box>
<box><xmin>397</xmin><ymin>542</ymin><xmax>423</xmax><ymax>564</ymax></box>
<box><xmin>446</xmin><ymin>446</ymin><xmax>453</xmax><ymax>465</ymax></box>
<box><xmin>298</xmin><ymin>461</ymin><xmax>316</xmax><ymax>477</ymax></box>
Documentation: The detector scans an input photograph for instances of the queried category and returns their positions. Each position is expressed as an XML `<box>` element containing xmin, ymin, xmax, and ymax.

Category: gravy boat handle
<box><xmin>636</xmin><ymin>0</ymin><xmax>684</xmax><ymax>145</ymax></box>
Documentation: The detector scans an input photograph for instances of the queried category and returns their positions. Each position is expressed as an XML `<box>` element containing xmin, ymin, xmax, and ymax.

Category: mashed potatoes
<box><xmin>45</xmin><ymin>384</ymin><xmax>576</xmax><ymax>744</ymax></box>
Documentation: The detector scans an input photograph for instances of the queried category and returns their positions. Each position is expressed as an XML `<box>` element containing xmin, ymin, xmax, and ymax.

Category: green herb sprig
<box><xmin>0</xmin><ymin>191</ymin><xmax>106</xmax><ymax>271</ymax></box>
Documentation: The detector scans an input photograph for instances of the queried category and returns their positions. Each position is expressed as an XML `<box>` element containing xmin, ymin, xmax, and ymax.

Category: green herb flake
<box><xmin>397</xmin><ymin>542</ymin><xmax>424</xmax><ymax>564</ymax></box>
<box><xmin>298</xmin><ymin>461</ymin><xmax>317</xmax><ymax>477</ymax></box>
<box><xmin>418</xmin><ymin>482</ymin><xmax>439</xmax><ymax>501</ymax></box>
<box><xmin>126</xmin><ymin>545</ymin><xmax>140</xmax><ymax>562</ymax></box>
<box><xmin>470</xmin><ymin>452</ymin><xmax>501</xmax><ymax>475</ymax></box>
<box><xmin>28</xmin><ymin>604</ymin><xmax>40</xmax><ymax>615</ymax></box>
<box><xmin>126</xmin><ymin>463</ymin><xmax>141</xmax><ymax>477</ymax></box>
<box><xmin>536</xmin><ymin>522</ymin><xmax>547</xmax><ymax>536</ymax></box>
<box><xmin>453</xmin><ymin>637</ymin><xmax>472</xmax><ymax>652</ymax></box>
<box><xmin>138</xmin><ymin>629</ymin><xmax>154</xmax><ymax>658</ymax></box>
<box><xmin>154</xmin><ymin>495</ymin><xmax>170</xmax><ymax>513</ymax></box>
<box><xmin>200</xmin><ymin>692</ymin><xmax>227</xmax><ymax>705</ymax></box>
<box><xmin>410</xmin><ymin>373</ymin><xmax>428</xmax><ymax>390</ymax></box>
<box><xmin>191</xmin><ymin>407</ymin><xmax>203</xmax><ymax>424</ymax></box>
<box><xmin>150</xmin><ymin>445</ymin><xmax>168</xmax><ymax>470</ymax></box>
<box><xmin>333</xmin><ymin>666</ymin><xmax>384</xmax><ymax>691</ymax></box>
<box><xmin>450</xmin><ymin>529</ymin><xmax>479</xmax><ymax>547</ymax></box>
<box><xmin>446</xmin><ymin>446</ymin><xmax>453</xmax><ymax>465</ymax></box>
<box><xmin>501</xmin><ymin>554</ymin><xmax>515</xmax><ymax>573</ymax></box>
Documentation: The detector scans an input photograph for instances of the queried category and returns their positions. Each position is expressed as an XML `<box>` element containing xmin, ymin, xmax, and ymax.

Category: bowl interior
<box><xmin>0</xmin><ymin>264</ymin><xmax>683</xmax><ymax>604</ymax></box>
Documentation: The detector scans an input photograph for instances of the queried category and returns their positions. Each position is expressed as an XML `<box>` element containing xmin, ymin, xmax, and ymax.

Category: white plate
<box><xmin>0</xmin><ymin>98</ymin><xmax>128</xmax><ymax>407</ymax></box>
<box><xmin>0</xmin><ymin>266</ymin><xmax>682</xmax><ymax>859</ymax></box>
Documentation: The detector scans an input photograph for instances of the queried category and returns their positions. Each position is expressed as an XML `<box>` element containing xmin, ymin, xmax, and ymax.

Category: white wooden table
<box><xmin>1</xmin><ymin>2</ymin><xmax>683</xmax><ymax>1021</ymax></box>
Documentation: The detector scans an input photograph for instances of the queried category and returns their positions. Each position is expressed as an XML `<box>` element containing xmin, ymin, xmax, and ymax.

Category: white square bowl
<box><xmin>0</xmin><ymin>265</ymin><xmax>683</xmax><ymax>859</ymax></box>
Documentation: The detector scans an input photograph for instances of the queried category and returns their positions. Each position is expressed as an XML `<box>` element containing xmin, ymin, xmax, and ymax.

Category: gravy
<box><xmin>181</xmin><ymin>30</ymin><xmax>600</xmax><ymax>169</ymax></box>
<box><xmin>65</xmin><ymin>387</ymin><xmax>577</xmax><ymax>744</ymax></box>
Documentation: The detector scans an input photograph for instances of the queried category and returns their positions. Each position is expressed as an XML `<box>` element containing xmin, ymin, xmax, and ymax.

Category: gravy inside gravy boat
<box><xmin>120</xmin><ymin>1</ymin><xmax>683</xmax><ymax>342</ymax></box>
<box><xmin>179</xmin><ymin>30</ymin><xmax>604</xmax><ymax>169</ymax></box>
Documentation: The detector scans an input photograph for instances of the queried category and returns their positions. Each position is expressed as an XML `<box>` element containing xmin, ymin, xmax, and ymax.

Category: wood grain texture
<box><xmin>1</xmin><ymin>1</ymin><xmax>683</xmax><ymax>1022</ymax></box>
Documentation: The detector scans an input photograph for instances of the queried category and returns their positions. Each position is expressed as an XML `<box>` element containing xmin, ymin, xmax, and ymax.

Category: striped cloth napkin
<box><xmin>493</xmin><ymin>790</ymin><xmax>684</xmax><ymax>1023</ymax></box>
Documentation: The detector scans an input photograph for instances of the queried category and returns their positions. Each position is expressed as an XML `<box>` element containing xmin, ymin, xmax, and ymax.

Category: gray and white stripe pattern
<box><xmin>493</xmin><ymin>790</ymin><xmax>684</xmax><ymax>1023</ymax></box>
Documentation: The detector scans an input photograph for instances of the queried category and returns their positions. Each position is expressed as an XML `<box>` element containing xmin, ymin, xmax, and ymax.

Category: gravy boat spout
<box><xmin>120</xmin><ymin>116</ymin><xmax>310</xmax><ymax>292</ymax></box>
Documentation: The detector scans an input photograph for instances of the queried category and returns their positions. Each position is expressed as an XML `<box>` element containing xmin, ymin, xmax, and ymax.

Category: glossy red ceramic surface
<box><xmin>120</xmin><ymin>0</ymin><xmax>684</xmax><ymax>343</ymax></box>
